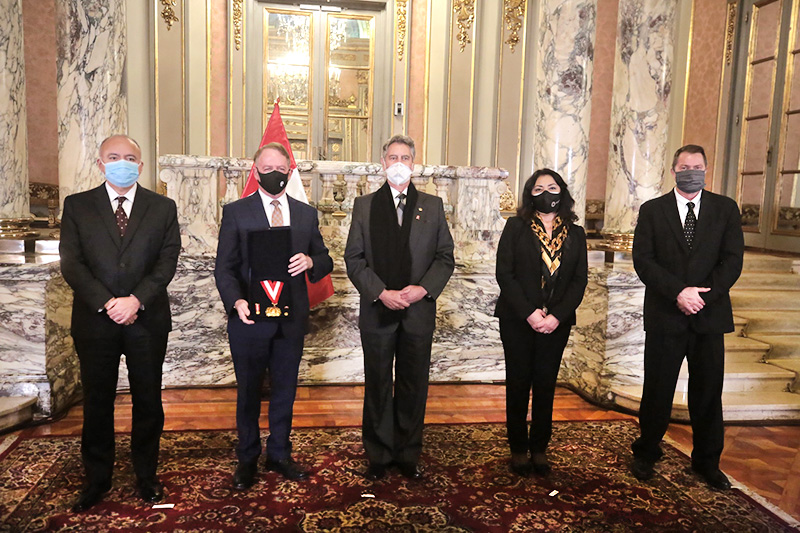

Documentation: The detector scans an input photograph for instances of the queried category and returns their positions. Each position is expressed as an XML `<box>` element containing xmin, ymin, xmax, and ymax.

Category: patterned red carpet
<box><xmin>0</xmin><ymin>421</ymin><xmax>795</xmax><ymax>532</ymax></box>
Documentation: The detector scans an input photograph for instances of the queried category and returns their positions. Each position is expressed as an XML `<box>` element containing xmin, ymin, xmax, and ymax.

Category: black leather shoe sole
<box><xmin>137</xmin><ymin>479</ymin><xmax>164</xmax><ymax>503</ymax></box>
<box><xmin>265</xmin><ymin>458</ymin><xmax>310</xmax><ymax>481</ymax></box>
<box><xmin>71</xmin><ymin>482</ymin><xmax>111</xmax><ymax>513</ymax></box>
<box><xmin>365</xmin><ymin>463</ymin><xmax>387</xmax><ymax>481</ymax></box>
<box><xmin>232</xmin><ymin>462</ymin><xmax>257</xmax><ymax>490</ymax></box>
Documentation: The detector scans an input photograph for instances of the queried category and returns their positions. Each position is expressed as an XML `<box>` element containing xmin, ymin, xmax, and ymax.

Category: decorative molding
<box><xmin>725</xmin><ymin>3</ymin><xmax>736</xmax><ymax>66</ymax></box>
<box><xmin>503</xmin><ymin>0</ymin><xmax>525</xmax><ymax>53</ymax></box>
<box><xmin>453</xmin><ymin>0</ymin><xmax>476</xmax><ymax>52</ymax></box>
<box><xmin>396</xmin><ymin>0</ymin><xmax>408</xmax><ymax>61</ymax></box>
<box><xmin>232</xmin><ymin>0</ymin><xmax>244</xmax><ymax>51</ymax></box>
<box><xmin>160</xmin><ymin>0</ymin><xmax>179</xmax><ymax>30</ymax></box>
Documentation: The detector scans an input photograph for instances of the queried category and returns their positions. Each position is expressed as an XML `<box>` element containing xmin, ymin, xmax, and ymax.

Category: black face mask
<box><xmin>257</xmin><ymin>170</ymin><xmax>289</xmax><ymax>196</ymax></box>
<box><xmin>532</xmin><ymin>191</ymin><xmax>561</xmax><ymax>214</ymax></box>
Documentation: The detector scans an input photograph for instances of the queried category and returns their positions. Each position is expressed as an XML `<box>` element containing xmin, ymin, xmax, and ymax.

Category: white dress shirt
<box><xmin>258</xmin><ymin>189</ymin><xmax>291</xmax><ymax>226</ymax></box>
<box><xmin>674</xmin><ymin>188</ymin><xmax>702</xmax><ymax>226</ymax></box>
<box><xmin>105</xmin><ymin>182</ymin><xmax>137</xmax><ymax>217</ymax></box>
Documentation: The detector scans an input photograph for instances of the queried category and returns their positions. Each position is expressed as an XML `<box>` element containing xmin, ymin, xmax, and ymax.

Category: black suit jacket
<box><xmin>214</xmin><ymin>192</ymin><xmax>333</xmax><ymax>338</ymax></box>
<box><xmin>632</xmin><ymin>190</ymin><xmax>744</xmax><ymax>335</ymax></box>
<box><xmin>344</xmin><ymin>189</ymin><xmax>454</xmax><ymax>335</ymax></box>
<box><xmin>60</xmin><ymin>184</ymin><xmax>181</xmax><ymax>338</ymax></box>
<box><xmin>494</xmin><ymin>216</ymin><xmax>588</xmax><ymax>326</ymax></box>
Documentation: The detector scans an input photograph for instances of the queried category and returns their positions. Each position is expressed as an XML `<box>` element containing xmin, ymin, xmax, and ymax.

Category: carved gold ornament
<box><xmin>503</xmin><ymin>0</ymin><xmax>525</xmax><ymax>53</ymax></box>
<box><xmin>725</xmin><ymin>3</ymin><xmax>736</xmax><ymax>66</ymax></box>
<box><xmin>396</xmin><ymin>0</ymin><xmax>408</xmax><ymax>61</ymax></box>
<box><xmin>160</xmin><ymin>0</ymin><xmax>179</xmax><ymax>31</ymax></box>
<box><xmin>453</xmin><ymin>0</ymin><xmax>476</xmax><ymax>52</ymax></box>
<box><xmin>232</xmin><ymin>0</ymin><xmax>244</xmax><ymax>51</ymax></box>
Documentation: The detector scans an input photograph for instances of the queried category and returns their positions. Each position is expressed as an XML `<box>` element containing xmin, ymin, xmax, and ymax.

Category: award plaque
<box><xmin>247</xmin><ymin>227</ymin><xmax>293</xmax><ymax>321</ymax></box>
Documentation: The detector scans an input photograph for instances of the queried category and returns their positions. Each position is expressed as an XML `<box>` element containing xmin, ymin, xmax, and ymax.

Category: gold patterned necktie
<box><xmin>684</xmin><ymin>201</ymin><xmax>696</xmax><ymax>249</ymax></box>
<box><xmin>271</xmin><ymin>199</ymin><xmax>283</xmax><ymax>227</ymax></box>
<box><xmin>115</xmin><ymin>196</ymin><xmax>128</xmax><ymax>237</ymax></box>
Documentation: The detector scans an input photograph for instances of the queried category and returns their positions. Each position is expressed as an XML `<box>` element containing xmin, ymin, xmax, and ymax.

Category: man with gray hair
<box><xmin>345</xmin><ymin>135</ymin><xmax>454</xmax><ymax>481</ymax></box>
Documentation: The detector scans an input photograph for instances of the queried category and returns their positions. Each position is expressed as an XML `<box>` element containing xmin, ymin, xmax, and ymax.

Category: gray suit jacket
<box><xmin>344</xmin><ymin>187</ymin><xmax>455</xmax><ymax>334</ymax></box>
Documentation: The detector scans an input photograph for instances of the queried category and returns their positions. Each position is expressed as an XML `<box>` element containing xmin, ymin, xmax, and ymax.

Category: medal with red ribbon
<box><xmin>260</xmin><ymin>280</ymin><xmax>284</xmax><ymax>317</ymax></box>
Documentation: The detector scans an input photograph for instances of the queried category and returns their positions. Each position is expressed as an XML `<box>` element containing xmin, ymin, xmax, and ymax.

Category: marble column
<box><xmin>56</xmin><ymin>0</ymin><xmax>127</xmax><ymax>207</ymax></box>
<box><xmin>534</xmin><ymin>0</ymin><xmax>597</xmax><ymax>224</ymax></box>
<box><xmin>604</xmin><ymin>0</ymin><xmax>677</xmax><ymax>233</ymax></box>
<box><xmin>0</xmin><ymin>0</ymin><xmax>29</xmax><ymax>218</ymax></box>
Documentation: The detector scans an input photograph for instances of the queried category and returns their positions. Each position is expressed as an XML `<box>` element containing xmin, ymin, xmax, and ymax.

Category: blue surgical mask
<box><xmin>103</xmin><ymin>160</ymin><xmax>140</xmax><ymax>188</ymax></box>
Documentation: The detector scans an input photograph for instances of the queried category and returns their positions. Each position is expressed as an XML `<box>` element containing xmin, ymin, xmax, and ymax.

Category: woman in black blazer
<box><xmin>495</xmin><ymin>168</ymin><xmax>588</xmax><ymax>476</ymax></box>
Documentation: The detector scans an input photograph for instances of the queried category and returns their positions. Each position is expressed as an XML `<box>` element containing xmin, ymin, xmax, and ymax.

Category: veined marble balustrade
<box><xmin>0</xmin><ymin>156</ymin><xmax>647</xmax><ymax>417</ymax></box>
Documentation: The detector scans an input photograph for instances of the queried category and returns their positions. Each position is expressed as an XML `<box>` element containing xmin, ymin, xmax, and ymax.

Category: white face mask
<box><xmin>385</xmin><ymin>162</ymin><xmax>412</xmax><ymax>186</ymax></box>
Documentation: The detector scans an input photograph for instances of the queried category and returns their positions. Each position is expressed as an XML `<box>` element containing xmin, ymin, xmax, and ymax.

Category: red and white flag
<box><xmin>243</xmin><ymin>99</ymin><xmax>334</xmax><ymax>308</ymax></box>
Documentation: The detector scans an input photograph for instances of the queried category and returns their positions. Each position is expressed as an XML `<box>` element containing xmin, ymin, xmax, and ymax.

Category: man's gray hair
<box><xmin>381</xmin><ymin>135</ymin><xmax>415</xmax><ymax>160</ymax></box>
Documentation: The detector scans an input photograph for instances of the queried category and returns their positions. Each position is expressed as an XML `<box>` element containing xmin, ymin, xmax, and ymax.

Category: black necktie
<box><xmin>397</xmin><ymin>193</ymin><xmax>406</xmax><ymax>225</ymax></box>
<box><xmin>684</xmin><ymin>201</ymin><xmax>696</xmax><ymax>249</ymax></box>
<box><xmin>115</xmin><ymin>196</ymin><xmax>128</xmax><ymax>237</ymax></box>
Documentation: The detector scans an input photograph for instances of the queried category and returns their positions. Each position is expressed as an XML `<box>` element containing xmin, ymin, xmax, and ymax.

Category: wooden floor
<box><xmin>25</xmin><ymin>384</ymin><xmax>800</xmax><ymax>521</ymax></box>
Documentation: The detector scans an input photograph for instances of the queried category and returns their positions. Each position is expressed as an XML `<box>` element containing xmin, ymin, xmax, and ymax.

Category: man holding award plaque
<box><xmin>215</xmin><ymin>142</ymin><xmax>333</xmax><ymax>489</ymax></box>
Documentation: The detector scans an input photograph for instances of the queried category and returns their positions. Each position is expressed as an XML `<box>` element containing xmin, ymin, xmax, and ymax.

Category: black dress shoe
<box><xmin>265</xmin><ymin>457</ymin><xmax>310</xmax><ymax>481</ymax></box>
<box><xmin>397</xmin><ymin>462</ymin><xmax>423</xmax><ymax>480</ymax></box>
<box><xmin>630</xmin><ymin>457</ymin><xmax>655</xmax><ymax>481</ymax></box>
<box><xmin>136</xmin><ymin>477</ymin><xmax>164</xmax><ymax>503</ymax></box>
<box><xmin>531</xmin><ymin>453</ymin><xmax>551</xmax><ymax>476</ymax></box>
<box><xmin>232</xmin><ymin>461</ymin><xmax>257</xmax><ymax>490</ymax></box>
<box><xmin>509</xmin><ymin>461</ymin><xmax>533</xmax><ymax>477</ymax></box>
<box><xmin>692</xmin><ymin>466</ymin><xmax>732</xmax><ymax>490</ymax></box>
<box><xmin>365</xmin><ymin>463</ymin><xmax>387</xmax><ymax>481</ymax></box>
<box><xmin>71</xmin><ymin>481</ymin><xmax>111</xmax><ymax>513</ymax></box>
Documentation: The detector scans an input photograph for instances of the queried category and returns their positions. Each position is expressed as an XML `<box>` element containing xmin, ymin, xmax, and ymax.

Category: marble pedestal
<box><xmin>0</xmin><ymin>259</ymin><xmax>79</xmax><ymax>417</ymax></box>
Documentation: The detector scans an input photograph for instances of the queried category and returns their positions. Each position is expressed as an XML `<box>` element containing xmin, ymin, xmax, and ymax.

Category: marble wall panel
<box><xmin>534</xmin><ymin>0</ymin><xmax>597</xmax><ymax>224</ymax></box>
<box><xmin>0</xmin><ymin>0</ymin><xmax>29</xmax><ymax>218</ymax></box>
<box><xmin>0</xmin><ymin>262</ymin><xmax>78</xmax><ymax>416</ymax></box>
<box><xmin>56</xmin><ymin>0</ymin><xmax>127</xmax><ymax>206</ymax></box>
<box><xmin>604</xmin><ymin>0</ymin><xmax>677</xmax><ymax>233</ymax></box>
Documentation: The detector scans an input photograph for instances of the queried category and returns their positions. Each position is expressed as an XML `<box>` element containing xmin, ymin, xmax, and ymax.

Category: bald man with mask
<box><xmin>60</xmin><ymin>134</ymin><xmax>181</xmax><ymax>512</ymax></box>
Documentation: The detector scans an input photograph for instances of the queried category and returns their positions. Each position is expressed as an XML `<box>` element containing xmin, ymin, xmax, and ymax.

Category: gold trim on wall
<box><xmin>503</xmin><ymin>0</ymin><xmax>525</xmax><ymax>53</ymax></box>
<box><xmin>233</xmin><ymin>0</ymin><xmax>244</xmax><ymax>51</ymax></box>
<box><xmin>206</xmin><ymin>0</ymin><xmax>212</xmax><ymax>156</ymax></box>
<box><xmin>453</xmin><ymin>0</ymin><xmax>476</xmax><ymax>52</ymax></box>
<box><xmin>161</xmin><ymin>0</ymin><xmax>179</xmax><ymax>30</ymax></box>
<box><xmin>423</xmin><ymin>0</ymin><xmax>432</xmax><ymax>163</ymax></box>
<box><xmin>725</xmin><ymin>2</ymin><xmax>737</xmax><ymax>66</ymax></box>
<box><xmin>396</xmin><ymin>0</ymin><xmax>408</xmax><ymax>61</ymax></box>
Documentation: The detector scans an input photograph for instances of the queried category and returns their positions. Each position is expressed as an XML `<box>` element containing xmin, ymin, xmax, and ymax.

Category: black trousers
<box><xmin>229</xmin><ymin>331</ymin><xmax>303</xmax><ymax>464</ymax></box>
<box><xmin>74</xmin><ymin>331</ymin><xmax>168</xmax><ymax>487</ymax></box>
<box><xmin>632</xmin><ymin>330</ymin><xmax>725</xmax><ymax>470</ymax></box>
<box><xmin>361</xmin><ymin>325</ymin><xmax>433</xmax><ymax>465</ymax></box>
<box><xmin>499</xmin><ymin>317</ymin><xmax>571</xmax><ymax>454</ymax></box>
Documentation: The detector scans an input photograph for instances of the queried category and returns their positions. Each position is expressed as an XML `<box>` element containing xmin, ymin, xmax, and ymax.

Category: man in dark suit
<box><xmin>344</xmin><ymin>135</ymin><xmax>454</xmax><ymax>481</ymax></box>
<box><xmin>215</xmin><ymin>142</ymin><xmax>333</xmax><ymax>489</ymax></box>
<box><xmin>630</xmin><ymin>144</ymin><xmax>744</xmax><ymax>490</ymax></box>
<box><xmin>60</xmin><ymin>134</ymin><xmax>181</xmax><ymax>512</ymax></box>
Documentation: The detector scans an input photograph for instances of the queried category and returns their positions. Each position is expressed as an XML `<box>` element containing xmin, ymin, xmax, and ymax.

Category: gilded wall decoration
<box><xmin>160</xmin><ymin>0</ymin><xmax>179</xmax><ymax>30</ymax></box>
<box><xmin>725</xmin><ymin>3</ymin><xmax>736</xmax><ymax>66</ymax></box>
<box><xmin>232</xmin><ymin>0</ymin><xmax>243</xmax><ymax>51</ymax></box>
<box><xmin>503</xmin><ymin>0</ymin><xmax>525</xmax><ymax>53</ymax></box>
<box><xmin>396</xmin><ymin>0</ymin><xmax>408</xmax><ymax>61</ymax></box>
<box><xmin>453</xmin><ymin>0</ymin><xmax>476</xmax><ymax>52</ymax></box>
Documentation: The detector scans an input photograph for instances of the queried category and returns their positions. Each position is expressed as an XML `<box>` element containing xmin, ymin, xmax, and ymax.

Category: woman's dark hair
<box><xmin>516</xmin><ymin>168</ymin><xmax>578</xmax><ymax>223</ymax></box>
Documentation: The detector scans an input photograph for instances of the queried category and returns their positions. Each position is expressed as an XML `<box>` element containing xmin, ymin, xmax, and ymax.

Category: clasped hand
<box><xmin>676</xmin><ymin>286</ymin><xmax>710</xmax><ymax>316</ymax></box>
<box><xmin>379</xmin><ymin>285</ymin><xmax>427</xmax><ymax>310</ymax></box>
<box><xmin>105</xmin><ymin>295</ymin><xmax>140</xmax><ymax>326</ymax></box>
<box><xmin>527</xmin><ymin>308</ymin><xmax>560</xmax><ymax>334</ymax></box>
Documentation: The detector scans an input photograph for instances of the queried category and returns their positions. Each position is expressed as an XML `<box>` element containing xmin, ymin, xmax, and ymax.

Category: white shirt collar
<box><xmin>674</xmin><ymin>187</ymin><xmax>702</xmax><ymax>208</ymax></box>
<box><xmin>105</xmin><ymin>181</ymin><xmax>137</xmax><ymax>207</ymax></box>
